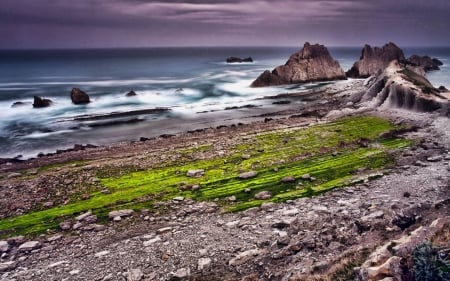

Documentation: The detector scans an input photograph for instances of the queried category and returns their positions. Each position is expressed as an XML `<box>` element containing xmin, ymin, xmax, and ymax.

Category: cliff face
<box><xmin>251</xmin><ymin>42</ymin><xmax>346</xmax><ymax>87</ymax></box>
<box><xmin>356</xmin><ymin>61</ymin><xmax>449</xmax><ymax>114</ymax></box>
<box><xmin>346</xmin><ymin>43</ymin><xmax>406</xmax><ymax>78</ymax></box>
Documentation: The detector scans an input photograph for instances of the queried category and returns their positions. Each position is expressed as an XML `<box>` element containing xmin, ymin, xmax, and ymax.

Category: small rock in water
<box><xmin>239</xmin><ymin>171</ymin><xmax>258</xmax><ymax>179</ymax></box>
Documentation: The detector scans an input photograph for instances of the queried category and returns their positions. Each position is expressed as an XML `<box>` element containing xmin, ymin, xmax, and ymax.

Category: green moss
<box><xmin>0</xmin><ymin>115</ymin><xmax>411</xmax><ymax>237</ymax></box>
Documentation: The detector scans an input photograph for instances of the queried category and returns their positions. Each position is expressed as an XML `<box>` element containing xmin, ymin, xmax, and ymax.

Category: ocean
<box><xmin>0</xmin><ymin>46</ymin><xmax>449</xmax><ymax>159</ymax></box>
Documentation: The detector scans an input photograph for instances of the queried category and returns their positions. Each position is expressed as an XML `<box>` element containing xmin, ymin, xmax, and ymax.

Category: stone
<box><xmin>251</xmin><ymin>42</ymin><xmax>346</xmax><ymax>87</ymax></box>
<box><xmin>47</xmin><ymin>235</ymin><xmax>63</xmax><ymax>242</ymax></box>
<box><xmin>70</xmin><ymin>88</ymin><xmax>90</xmax><ymax>104</ymax></box>
<box><xmin>169</xmin><ymin>268</ymin><xmax>191</xmax><ymax>280</ymax></box>
<box><xmin>281</xmin><ymin>176</ymin><xmax>296</xmax><ymax>183</ymax></box>
<box><xmin>94</xmin><ymin>250</ymin><xmax>110</xmax><ymax>258</ymax></box>
<box><xmin>346</xmin><ymin>42</ymin><xmax>406</xmax><ymax>78</ymax></box>
<box><xmin>366</xmin><ymin>256</ymin><xmax>402</xmax><ymax>280</ymax></box>
<box><xmin>126</xmin><ymin>268</ymin><xmax>144</xmax><ymax>281</ymax></box>
<box><xmin>198</xmin><ymin>257</ymin><xmax>211</xmax><ymax>270</ymax></box>
<box><xmin>0</xmin><ymin>241</ymin><xmax>9</xmax><ymax>252</ymax></box>
<box><xmin>301</xmin><ymin>174</ymin><xmax>311</xmax><ymax>180</ymax></box>
<box><xmin>186</xmin><ymin>169</ymin><xmax>205</xmax><ymax>177</ymax></box>
<box><xmin>156</xmin><ymin>227</ymin><xmax>173</xmax><ymax>234</ymax></box>
<box><xmin>75</xmin><ymin>211</ymin><xmax>92</xmax><ymax>221</ymax></box>
<box><xmin>143</xmin><ymin>236</ymin><xmax>162</xmax><ymax>247</ymax></box>
<box><xmin>69</xmin><ymin>269</ymin><xmax>80</xmax><ymax>275</ymax></box>
<box><xmin>72</xmin><ymin>222</ymin><xmax>83</xmax><ymax>230</ymax></box>
<box><xmin>42</xmin><ymin>201</ymin><xmax>54</xmax><ymax>208</ymax></box>
<box><xmin>361</xmin><ymin>210</ymin><xmax>385</xmax><ymax>222</ymax></box>
<box><xmin>0</xmin><ymin>261</ymin><xmax>16</xmax><ymax>273</ymax></box>
<box><xmin>225</xmin><ymin>220</ymin><xmax>240</xmax><ymax>228</ymax></box>
<box><xmin>108</xmin><ymin>209</ymin><xmax>135</xmax><ymax>220</ymax></box>
<box><xmin>18</xmin><ymin>241</ymin><xmax>41</xmax><ymax>252</ymax></box>
<box><xmin>7</xmin><ymin>235</ymin><xmax>25</xmax><ymax>245</ymax></box>
<box><xmin>33</xmin><ymin>96</ymin><xmax>52</xmax><ymax>108</ymax></box>
<box><xmin>239</xmin><ymin>171</ymin><xmax>258</xmax><ymax>179</ymax></box>
<box><xmin>254</xmin><ymin>191</ymin><xmax>272</xmax><ymax>200</ymax></box>
<box><xmin>229</xmin><ymin>249</ymin><xmax>265</xmax><ymax>266</ymax></box>
<box><xmin>7</xmin><ymin>172</ymin><xmax>21</xmax><ymax>179</ymax></box>
<box><xmin>173</xmin><ymin>196</ymin><xmax>184</xmax><ymax>201</ymax></box>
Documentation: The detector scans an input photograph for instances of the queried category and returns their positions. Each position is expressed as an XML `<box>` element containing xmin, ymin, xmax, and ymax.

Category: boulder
<box><xmin>33</xmin><ymin>96</ymin><xmax>52</xmax><ymax>108</ymax></box>
<box><xmin>251</xmin><ymin>42</ymin><xmax>346</xmax><ymax>87</ymax></box>
<box><xmin>407</xmin><ymin>55</ymin><xmax>442</xmax><ymax>72</ymax></box>
<box><xmin>71</xmin><ymin>88</ymin><xmax>90</xmax><ymax>104</ymax></box>
<box><xmin>226</xmin><ymin>57</ymin><xmax>253</xmax><ymax>63</ymax></box>
<box><xmin>346</xmin><ymin>42</ymin><xmax>406</xmax><ymax>78</ymax></box>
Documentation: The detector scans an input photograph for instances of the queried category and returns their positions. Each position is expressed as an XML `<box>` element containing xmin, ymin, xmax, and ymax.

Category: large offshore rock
<box><xmin>407</xmin><ymin>54</ymin><xmax>443</xmax><ymax>72</ymax></box>
<box><xmin>71</xmin><ymin>88</ymin><xmax>90</xmax><ymax>104</ymax></box>
<box><xmin>251</xmin><ymin>42</ymin><xmax>346</xmax><ymax>87</ymax></box>
<box><xmin>346</xmin><ymin>42</ymin><xmax>406</xmax><ymax>78</ymax></box>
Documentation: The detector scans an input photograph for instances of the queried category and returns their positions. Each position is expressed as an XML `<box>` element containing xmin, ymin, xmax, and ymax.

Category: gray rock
<box><xmin>108</xmin><ymin>209</ymin><xmax>135</xmax><ymax>220</ymax></box>
<box><xmin>126</xmin><ymin>268</ymin><xmax>144</xmax><ymax>281</ymax></box>
<box><xmin>7</xmin><ymin>172</ymin><xmax>21</xmax><ymax>179</ymax></box>
<box><xmin>7</xmin><ymin>235</ymin><xmax>25</xmax><ymax>245</ymax></box>
<box><xmin>18</xmin><ymin>241</ymin><xmax>41</xmax><ymax>252</ymax></box>
<box><xmin>361</xmin><ymin>210</ymin><xmax>385</xmax><ymax>222</ymax></box>
<box><xmin>281</xmin><ymin>176</ymin><xmax>296</xmax><ymax>183</ymax></box>
<box><xmin>254</xmin><ymin>191</ymin><xmax>272</xmax><ymax>200</ymax></box>
<box><xmin>75</xmin><ymin>211</ymin><xmax>92</xmax><ymax>221</ymax></box>
<box><xmin>169</xmin><ymin>268</ymin><xmax>191</xmax><ymax>280</ymax></box>
<box><xmin>143</xmin><ymin>236</ymin><xmax>162</xmax><ymax>247</ymax></box>
<box><xmin>186</xmin><ymin>169</ymin><xmax>205</xmax><ymax>177</ymax></box>
<box><xmin>156</xmin><ymin>227</ymin><xmax>173</xmax><ymax>234</ymax></box>
<box><xmin>239</xmin><ymin>171</ymin><xmax>258</xmax><ymax>179</ymax></box>
<box><xmin>71</xmin><ymin>88</ymin><xmax>90</xmax><ymax>104</ymax></box>
<box><xmin>0</xmin><ymin>261</ymin><xmax>16</xmax><ymax>273</ymax></box>
<box><xmin>0</xmin><ymin>241</ymin><xmax>9</xmax><ymax>252</ymax></box>
<box><xmin>229</xmin><ymin>249</ymin><xmax>265</xmax><ymax>266</ymax></box>
<box><xmin>197</xmin><ymin>257</ymin><xmax>211</xmax><ymax>270</ymax></box>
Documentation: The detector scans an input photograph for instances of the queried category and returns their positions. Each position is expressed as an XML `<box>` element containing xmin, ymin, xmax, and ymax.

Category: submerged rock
<box><xmin>71</xmin><ymin>88</ymin><xmax>90</xmax><ymax>104</ymax></box>
<box><xmin>126</xmin><ymin>91</ymin><xmax>137</xmax><ymax>97</ymax></box>
<box><xmin>251</xmin><ymin>42</ymin><xmax>346</xmax><ymax>87</ymax></box>
<box><xmin>33</xmin><ymin>96</ymin><xmax>52</xmax><ymax>108</ymax></box>
<box><xmin>11</xmin><ymin>101</ymin><xmax>31</xmax><ymax>108</ymax></box>
<box><xmin>346</xmin><ymin>42</ymin><xmax>406</xmax><ymax>78</ymax></box>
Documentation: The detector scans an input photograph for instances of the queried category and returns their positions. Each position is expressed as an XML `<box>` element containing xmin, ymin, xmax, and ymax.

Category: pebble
<box><xmin>94</xmin><ymin>250</ymin><xmax>110</xmax><ymax>258</ymax></box>
<box><xmin>186</xmin><ymin>169</ymin><xmax>205</xmax><ymax>177</ymax></box>
<box><xmin>18</xmin><ymin>241</ymin><xmax>41</xmax><ymax>252</ymax></box>
<box><xmin>198</xmin><ymin>257</ymin><xmax>212</xmax><ymax>270</ymax></box>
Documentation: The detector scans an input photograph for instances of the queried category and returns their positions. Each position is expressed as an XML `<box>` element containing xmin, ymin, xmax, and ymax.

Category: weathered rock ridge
<box><xmin>346</xmin><ymin>42</ymin><xmax>406</xmax><ymax>78</ymax></box>
<box><xmin>354</xmin><ymin>61</ymin><xmax>449</xmax><ymax>114</ymax></box>
<box><xmin>407</xmin><ymin>54</ymin><xmax>443</xmax><ymax>72</ymax></box>
<box><xmin>251</xmin><ymin>42</ymin><xmax>346</xmax><ymax>87</ymax></box>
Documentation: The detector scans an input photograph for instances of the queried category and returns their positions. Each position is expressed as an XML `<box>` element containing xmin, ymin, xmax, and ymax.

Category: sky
<box><xmin>0</xmin><ymin>0</ymin><xmax>449</xmax><ymax>49</ymax></box>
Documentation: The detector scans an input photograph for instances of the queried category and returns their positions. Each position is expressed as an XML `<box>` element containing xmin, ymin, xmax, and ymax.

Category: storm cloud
<box><xmin>0</xmin><ymin>0</ymin><xmax>449</xmax><ymax>48</ymax></box>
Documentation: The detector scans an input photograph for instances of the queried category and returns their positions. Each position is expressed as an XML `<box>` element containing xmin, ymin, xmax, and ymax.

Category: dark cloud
<box><xmin>0</xmin><ymin>0</ymin><xmax>449</xmax><ymax>48</ymax></box>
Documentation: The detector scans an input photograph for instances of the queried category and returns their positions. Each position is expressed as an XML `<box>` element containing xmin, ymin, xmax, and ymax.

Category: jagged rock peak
<box><xmin>346</xmin><ymin>42</ymin><xmax>406</xmax><ymax>78</ymax></box>
<box><xmin>251</xmin><ymin>42</ymin><xmax>346</xmax><ymax>87</ymax></box>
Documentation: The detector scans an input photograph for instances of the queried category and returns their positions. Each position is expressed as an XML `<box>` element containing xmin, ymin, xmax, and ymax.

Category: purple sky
<box><xmin>1</xmin><ymin>0</ymin><xmax>449</xmax><ymax>49</ymax></box>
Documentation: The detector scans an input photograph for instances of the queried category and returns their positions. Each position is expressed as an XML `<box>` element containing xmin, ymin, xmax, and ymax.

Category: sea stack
<box><xmin>33</xmin><ymin>96</ymin><xmax>52</xmax><ymax>108</ymax></box>
<box><xmin>346</xmin><ymin>42</ymin><xmax>405</xmax><ymax>78</ymax></box>
<box><xmin>71</xmin><ymin>88</ymin><xmax>90</xmax><ymax>104</ymax></box>
<box><xmin>251</xmin><ymin>42</ymin><xmax>346</xmax><ymax>87</ymax></box>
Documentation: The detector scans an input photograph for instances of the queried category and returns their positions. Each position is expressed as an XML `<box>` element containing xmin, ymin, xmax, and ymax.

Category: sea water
<box><xmin>0</xmin><ymin>46</ymin><xmax>448</xmax><ymax>158</ymax></box>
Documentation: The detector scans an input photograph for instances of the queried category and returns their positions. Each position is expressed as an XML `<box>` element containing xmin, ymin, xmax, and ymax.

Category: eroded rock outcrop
<box><xmin>71</xmin><ymin>88</ymin><xmax>90</xmax><ymax>104</ymax></box>
<box><xmin>251</xmin><ymin>42</ymin><xmax>346</xmax><ymax>87</ymax></box>
<box><xmin>354</xmin><ymin>61</ymin><xmax>449</xmax><ymax>115</ymax></box>
<box><xmin>226</xmin><ymin>57</ymin><xmax>253</xmax><ymax>63</ymax></box>
<box><xmin>346</xmin><ymin>42</ymin><xmax>406</xmax><ymax>78</ymax></box>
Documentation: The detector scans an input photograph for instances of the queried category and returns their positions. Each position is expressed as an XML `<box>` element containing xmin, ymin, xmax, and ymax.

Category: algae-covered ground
<box><xmin>0</xmin><ymin>115</ymin><xmax>412</xmax><ymax>237</ymax></box>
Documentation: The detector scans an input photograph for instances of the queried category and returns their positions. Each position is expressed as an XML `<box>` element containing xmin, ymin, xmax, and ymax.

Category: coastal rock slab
<box><xmin>251</xmin><ymin>42</ymin><xmax>346</xmax><ymax>87</ymax></box>
<box><xmin>346</xmin><ymin>42</ymin><xmax>405</xmax><ymax>78</ymax></box>
<box><xmin>71</xmin><ymin>88</ymin><xmax>90</xmax><ymax>104</ymax></box>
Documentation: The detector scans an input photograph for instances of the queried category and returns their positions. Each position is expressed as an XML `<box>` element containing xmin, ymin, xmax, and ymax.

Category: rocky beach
<box><xmin>0</xmin><ymin>43</ymin><xmax>449</xmax><ymax>281</ymax></box>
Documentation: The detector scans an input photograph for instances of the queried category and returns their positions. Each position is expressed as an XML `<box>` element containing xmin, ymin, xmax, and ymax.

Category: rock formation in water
<box><xmin>346</xmin><ymin>42</ymin><xmax>406</xmax><ymax>78</ymax></box>
<box><xmin>33</xmin><ymin>96</ymin><xmax>52</xmax><ymax>108</ymax></box>
<box><xmin>125</xmin><ymin>91</ymin><xmax>137</xmax><ymax>97</ymax></box>
<box><xmin>355</xmin><ymin>61</ymin><xmax>449</xmax><ymax>114</ymax></box>
<box><xmin>407</xmin><ymin>55</ymin><xmax>443</xmax><ymax>72</ymax></box>
<box><xmin>226</xmin><ymin>57</ymin><xmax>253</xmax><ymax>63</ymax></box>
<box><xmin>71</xmin><ymin>88</ymin><xmax>90</xmax><ymax>104</ymax></box>
<box><xmin>251</xmin><ymin>42</ymin><xmax>346</xmax><ymax>87</ymax></box>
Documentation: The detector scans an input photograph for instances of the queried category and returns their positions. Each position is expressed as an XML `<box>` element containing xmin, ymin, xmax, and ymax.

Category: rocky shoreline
<box><xmin>1</xmin><ymin>44</ymin><xmax>449</xmax><ymax>281</ymax></box>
